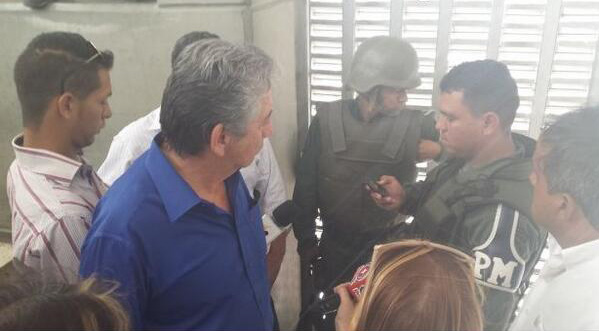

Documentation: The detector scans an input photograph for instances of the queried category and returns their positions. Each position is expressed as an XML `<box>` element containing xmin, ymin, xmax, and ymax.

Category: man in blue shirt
<box><xmin>80</xmin><ymin>39</ymin><xmax>275</xmax><ymax>330</ymax></box>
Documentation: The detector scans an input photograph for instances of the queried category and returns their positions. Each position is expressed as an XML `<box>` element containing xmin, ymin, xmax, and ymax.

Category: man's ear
<box><xmin>209</xmin><ymin>123</ymin><xmax>228</xmax><ymax>157</ymax></box>
<box><xmin>56</xmin><ymin>93</ymin><xmax>77</xmax><ymax>120</ymax></box>
<box><xmin>556</xmin><ymin>193</ymin><xmax>578</xmax><ymax>224</ymax></box>
<box><xmin>482</xmin><ymin>112</ymin><xmax>501</xmax><ymax>135</ymax></box>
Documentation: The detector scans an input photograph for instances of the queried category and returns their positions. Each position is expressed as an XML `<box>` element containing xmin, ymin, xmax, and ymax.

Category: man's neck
<box><xmin>466</xmin><ymin>132</ymin><xmax>515</xmax><ymax>168</ymax></box>
<box><xmin>162</xmin><ymin>145</ymin><xmax>234</xmax><ymax>213</ymax></box>
<box><xmin>551</xmin><ymin>217</ymin><xmax>599</xmax><ymax>249</ymax></box>
<box><xmin>356</xmin><ymin>96</ymin><xmax>381</xmax><ymax>122</ymax></box>
<box><xmin>22</xmin><ymin>126</ymin><xmax>80</xmax><ymax>161</ymax></box>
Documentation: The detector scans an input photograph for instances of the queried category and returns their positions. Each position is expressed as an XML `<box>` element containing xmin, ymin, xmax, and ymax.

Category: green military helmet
<box><xmin>347</xmin><ymin>36</ymin><xmax>421</xmax><ymax>93</ymax></box>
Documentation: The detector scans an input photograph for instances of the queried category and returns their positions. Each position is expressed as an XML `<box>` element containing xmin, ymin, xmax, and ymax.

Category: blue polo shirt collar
<box><xmin>144</xmin><ymin>138</ymin><xmax>244</xmax><ymax>223</ymax></box>
<box><xmin>145</xmin><ymin>139</ymin><xmax>201</xmax><ymax>223</ymax></box>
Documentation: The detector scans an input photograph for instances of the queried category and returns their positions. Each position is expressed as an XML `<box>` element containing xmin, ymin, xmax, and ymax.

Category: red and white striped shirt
<box><xmin>6</xmin><ymin>135</ymin><xmax>107</xmax><ymax>283</ymax></box>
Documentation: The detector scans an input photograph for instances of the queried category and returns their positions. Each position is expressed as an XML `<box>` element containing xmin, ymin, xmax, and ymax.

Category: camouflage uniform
<box><xmin>396</xmin><ymin>133</ymin><xmax>547</xmax><ymax>331</ymax></box>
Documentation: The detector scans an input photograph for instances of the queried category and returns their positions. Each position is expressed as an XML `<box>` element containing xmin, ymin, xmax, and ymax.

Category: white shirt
<box><xmin>98</xmin><ymin>107</ymin><xmax>287</xmax><ymax>216</ymax></box>
<box><xmin>7</xmin><ymin>135</ymin><xmax>108</xmax><ymax>283</ymax></box>
<box><xmin>510</xmin><ymin>235</ymin><xmax>599</xmax><ymax>331</ymax></box>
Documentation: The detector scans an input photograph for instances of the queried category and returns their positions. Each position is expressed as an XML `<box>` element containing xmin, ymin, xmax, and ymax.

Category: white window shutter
<box><xmin>306</xmin><ymin>0</ymin><xmax>599</xmax><ymax>136</ymax></box>
<box><xmin>398</xmin><ymin>0</ymin><xmax>441</xmax><ymax>110</ymax></box>
<box><xmin>499</xmin><ymin>0</ymin><xmax>549</xmax><ymax>135</ymax></box>
<box><xmin>545</xmin><ymin>0</ymin><xmax>599</xmax><ymax>125</ymax></box>
<box><xmin>309</xmin><ymin>0</ymin><xmax>344</xmax><ymax>118</ymax></box>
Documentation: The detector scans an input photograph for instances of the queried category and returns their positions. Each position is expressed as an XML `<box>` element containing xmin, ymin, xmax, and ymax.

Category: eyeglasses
<box><xmin>59</xmin><ymin>40</ymin><xmax>104</xmax><ymax>94</ymax></box>
<box><xmin>371</xmin><ymin>239</ymin><xmax>474</xmax><ymax>272</ymax></box>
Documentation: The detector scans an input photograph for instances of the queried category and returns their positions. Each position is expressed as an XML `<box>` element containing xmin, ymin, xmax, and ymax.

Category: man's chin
<box><xmin>440</xmin><ymin>143</ymin><xmax>458</xmax><ymax>157</ymax></box>
<box><xmin>240</xmin><ymin>158</ymin><xmax>254</xmax><ymax>168</ymax></box>
<box><xmin>76</xmin><ymin>137</ymin><xmax>95</xmax><ymax>151</ymax></box>
<box><xmin>86</xmin><ymin>137</ymin><xmax>95</xmax><ymax>147</ymax></box>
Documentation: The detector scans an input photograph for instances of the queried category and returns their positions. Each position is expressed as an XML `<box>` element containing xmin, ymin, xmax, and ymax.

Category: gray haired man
<box><xmin>510</xmin><ymin>106</ymin><xmax>599</xmax><ymax>330</ymax></box>
<box><xmin>80</xmin><ymin>39</ymin><xmax>275</xmax><ymax>330</ymax></box>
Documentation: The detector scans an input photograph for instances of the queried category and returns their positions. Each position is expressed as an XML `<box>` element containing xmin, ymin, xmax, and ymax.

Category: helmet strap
<box><xmin>357</xmin><ymin>87</ymin><xmax>383</xmax><ymax>121</ymax></box>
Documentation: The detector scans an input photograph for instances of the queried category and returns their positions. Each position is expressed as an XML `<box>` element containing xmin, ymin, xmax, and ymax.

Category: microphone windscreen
<box><xmin>272</xmin><ymin>200</ymin><xmax>302</xmax><ymax>227</ymax></box>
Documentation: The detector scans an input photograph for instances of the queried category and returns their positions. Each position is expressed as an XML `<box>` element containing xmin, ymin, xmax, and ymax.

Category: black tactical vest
<box><xmin>316</xmin><ymin>100</ymin><xmax>424</xmax><ymax>241</ymax></box>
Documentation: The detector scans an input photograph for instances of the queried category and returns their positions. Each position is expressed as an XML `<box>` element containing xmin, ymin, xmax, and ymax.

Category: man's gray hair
<box><xmin>160</xmin><ymin>38</ymin><xmax>273</xmax><ymax>156</ymax></box>
<box><xmin>540</xmin><ymin>106</ymin><xmax>599</xmax><ymax>229</ymax></box>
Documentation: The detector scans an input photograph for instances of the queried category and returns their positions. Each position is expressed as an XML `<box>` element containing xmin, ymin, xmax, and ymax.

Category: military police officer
<box><xmin>292</xmin><ymin>36</ymin><xmax>441</xmax><ymax>329</ymax></box>
<box><xmin>371</xmin><ymin>60</ymin><xmax>546</xmax><ymax>331</ymax></box>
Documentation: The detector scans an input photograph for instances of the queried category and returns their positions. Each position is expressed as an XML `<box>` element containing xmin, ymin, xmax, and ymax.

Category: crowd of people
<box><xmin>1</xmin><ymin>29</ymin><xmax>598</xmax><ymax>331</ymax></box>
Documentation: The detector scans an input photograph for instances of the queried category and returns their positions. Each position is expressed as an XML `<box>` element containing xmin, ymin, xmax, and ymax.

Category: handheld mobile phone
<box><xmin>365</xmin><ymin>180</ymin><xmax>387</xmax><ymax>196</ymax></box>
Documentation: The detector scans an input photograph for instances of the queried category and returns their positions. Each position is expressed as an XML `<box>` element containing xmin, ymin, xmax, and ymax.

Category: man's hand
<box><xmin>368</xmin><ymin>175</ymin><xmax>405</xmax><ymax>211</ymax></box>
<box><xmin>334</xmin><ymin>283</ymin><xmax>356</xmax><ymax>331</ymax></box>
<box><xmin>418</xmin><ymin>139</ymin><xmax>442</xmax><ymax>161</ymax></box>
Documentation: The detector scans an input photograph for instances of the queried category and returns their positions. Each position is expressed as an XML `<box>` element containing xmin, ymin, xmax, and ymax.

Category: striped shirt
<box><xmin>6</xmin><ymin>135</ymin><xmax>107</xmax><ymax>283</ymax></box>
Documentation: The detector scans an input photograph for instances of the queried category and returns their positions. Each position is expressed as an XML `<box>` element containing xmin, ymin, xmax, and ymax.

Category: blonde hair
<box><xmin>0</xmin><ymin>276</ymin><xmax>129</xmax><ymax>330</ymax></box>
<box><xmin>351</xmin><ymin>239</ymin><xmax>483</xmax><ymax>331</ymax></box>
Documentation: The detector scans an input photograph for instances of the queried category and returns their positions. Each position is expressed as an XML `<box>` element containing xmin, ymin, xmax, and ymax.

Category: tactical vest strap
<box><xmin>414</xmin><ymin>158</ymin><xmax>534</xmax><ymax>240</ymax></box>
<box><xmin>382</xmin><ymin>110</ymin><xmax>423</xmax><ymax>159</ymax></box>
<box><xmin>322</xmin><ymin>100</ymin><xmax>425</xmax><ymax>161</ymax></box>
<box><xmin>413</xmin><ymin>195</ymin><xmax>454</xmax><ymax>239</ymax></box>
<box><xmin>328</xmin><ymin>101</ymin><xmax>347</xmax><ymax>153</ymax></box>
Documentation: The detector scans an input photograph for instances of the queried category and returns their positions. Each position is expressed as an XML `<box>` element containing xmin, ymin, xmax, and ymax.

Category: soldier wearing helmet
<box><xmin>292</xmin><ymin>36</ymin><xmax>441</xmax><ymax>329</ymax></box>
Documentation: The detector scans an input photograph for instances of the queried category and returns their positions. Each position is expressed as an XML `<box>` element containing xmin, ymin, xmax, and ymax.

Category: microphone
<box><xmin>319</xmin><ymin>263</ymin><xmax>371</xmax><ymax>314</ymax></box>
<box><xmin>272</xmin><ymin>200</ymin><xmax>304</xmax><ymax>227</ymax></box>
<box><xmin>263</xmin><ymin>200</ymin><xmax>302</xmax><ymax>244</ymax></box>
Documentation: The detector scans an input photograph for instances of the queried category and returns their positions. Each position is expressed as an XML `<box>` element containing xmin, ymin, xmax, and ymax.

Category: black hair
<box><xmin>13</xmin><ymin>31</ymin><xmax>114</xmax><ymax>127</ymax></box>
<box><xmin>440</xmin><ymin>59</ymin><xmax>519</xmax><ymax>129</ymax></box>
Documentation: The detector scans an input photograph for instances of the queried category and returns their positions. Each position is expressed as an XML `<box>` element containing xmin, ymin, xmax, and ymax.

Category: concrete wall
<box><xmin>251</xmin><ymin>0</ymin><xmax>300</xmax><ymax>329</ymax></box>
<box><xmin>0</xmin><ymin>1</ymin><xmax>301</xmax><ymax>328</ymax></box>
<box><xmin>0</xmin><ymin>2</ymin><xmax>246</xmax><ymax>230</ymax></box>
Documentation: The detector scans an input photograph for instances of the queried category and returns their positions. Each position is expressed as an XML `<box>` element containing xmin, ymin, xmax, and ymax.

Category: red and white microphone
<box><xmin>319</xmin><ymin>263</ymin><xmax>370</xmax><ymax>314</ymax></box>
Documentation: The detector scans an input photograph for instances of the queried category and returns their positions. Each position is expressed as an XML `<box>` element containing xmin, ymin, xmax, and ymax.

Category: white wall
<box><xmin>0</xmin><ymin>2</ymin><xmax>246</xmax><ymax>229</ymax></box>
<box><xmin>0</xmin><ymin>2</ymin><xmax>301</xmax><ymax>328</ymax></box>
<box><xmin>251</xmin><ymin>0</ymin><xmax>300</xmax><ymax>329</ymax></box>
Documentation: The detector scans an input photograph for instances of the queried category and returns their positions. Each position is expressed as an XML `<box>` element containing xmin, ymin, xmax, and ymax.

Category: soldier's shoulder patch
<box><xmin>472</xmin><ymin>204</ymin><xmax>526</xmax><ymax>293</ymax></box>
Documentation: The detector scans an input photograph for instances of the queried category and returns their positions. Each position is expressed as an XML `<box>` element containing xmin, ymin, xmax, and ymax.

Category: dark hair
<box><xmin>160</xmin><ymin>39</ymin><xmax>273</xmax><ymax>156</ymax></box>
<box><xmin>540</xmin><ymin>106</ymin><xmax>599</xmax><ymax>229</ymax></box>
<box><xmin>13</xmin><ymin>31</ymin><xmax>114</xmax><ymax>127</ymax></box>
<box><xmin>0</xmin><ymin>276</ymin><xmax>129</xmax><ymax>330</ymax></box>
<box><xmin>171</xmin><ymin>31</ymin><xmax>220</xmax><ymax>68</ymax></box>
<box><xmin>440</xmin><ymin>59</ymin><xmax>519</xmax><ymax>129</ymax></box>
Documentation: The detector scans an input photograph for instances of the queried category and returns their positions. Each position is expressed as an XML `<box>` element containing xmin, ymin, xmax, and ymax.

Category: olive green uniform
<box><xmin>293</xmin><ymin>35</ymin><xmax>429</xmax><ymax>330</ymax></box>
<box><xmin>395</xmin><ymin>133</ymin><xmax>546</xmax><ymax>331</ymax></box>
<box><xmin>293</xmin><ymin>99</ymin><xmax>438</xmax><ymax>290</ymax></box>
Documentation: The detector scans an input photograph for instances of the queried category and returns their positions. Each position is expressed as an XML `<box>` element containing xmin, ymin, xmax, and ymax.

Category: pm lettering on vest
<box><xmin>475</xmin><ymin>251</ymin><xmax>521</xmax><ymax>290</ymax></box>
<box><xmin>473</xmin><ymin>204</ymin><xmax>526</xmax><ymax>293</ymax></box>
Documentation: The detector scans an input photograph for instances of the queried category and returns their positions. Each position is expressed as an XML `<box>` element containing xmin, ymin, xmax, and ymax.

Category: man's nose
<box><xmin>263</xmin><ymin>121</ymin><xmax>273</xmax><ymax>138</ymax></box>
<box><xmin>435</xmin><ymin>116</ymin><xmax>443</xmax><ymax>131</ymax></box>
<box><xmin>435</xmin><ymin>116</ymin><xmax>445</xmax><ymax>131</ymax></box>
<box><xmin>104</xmin><ymin>104</ymin><xmax>112</xmax><ymax>119</ymax></box>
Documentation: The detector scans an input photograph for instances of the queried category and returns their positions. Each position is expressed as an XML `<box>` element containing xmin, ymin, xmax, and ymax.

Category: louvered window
<box><xmin>303</xmin><ymin>0</ymin><xmax>599</xmax><ymax>137</ymax></box>
<box><xmin>544</xmin><ymin>0</ymin><xmax>599</xmax><ymax>124</ymax></box>
<box><xmin>302</xmin><ymin>0</ymin><xmax>599</xmax><ymax>309</ymax></box>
